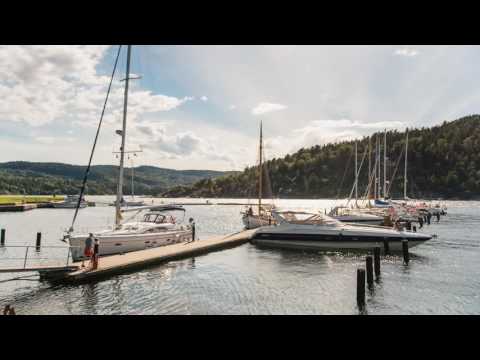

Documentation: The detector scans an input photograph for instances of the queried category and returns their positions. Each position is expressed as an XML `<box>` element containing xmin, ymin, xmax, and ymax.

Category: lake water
<box><xmin>0</xmin><ymin>197</ymin><xmax>479</xmax><ymax>315</ymax></box>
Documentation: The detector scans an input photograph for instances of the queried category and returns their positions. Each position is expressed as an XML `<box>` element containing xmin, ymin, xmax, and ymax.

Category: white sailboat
<box><xmin>65</xmin><ymin>45</ymin><xmax>192</xmax><ymax>261</ymax></box>
<box><xmin>241</xmin><ymin>120</ymin><xmax>275</xmax><ymax>229</ymax></box>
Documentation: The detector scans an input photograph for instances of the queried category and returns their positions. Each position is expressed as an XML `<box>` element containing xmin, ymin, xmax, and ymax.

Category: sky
<box><xmin>0</xmin><ymin>45</ymin><xmax>479</xmax><ymax>171</ymax></box>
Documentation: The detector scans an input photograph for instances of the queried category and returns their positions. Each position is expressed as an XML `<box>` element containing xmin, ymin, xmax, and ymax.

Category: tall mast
<box><xmin>115</xmin><ymin>45</ymin><xmax>131</xmax><ymax>227</ymax></box>
<box><xmin>131</xmin><ymin>158</ymin><xmax>135</xmax><ymax>199</ymax></box>
<box><xmin>404</xmin><ymin>128</ymin><xmax>409</xmax><ymax>200</ymax></box>
<box><xmin>258</xmin><ymin>120</ymin><xmax>263</xmax><ymax>215</ymax></box>
<box><xmin>368</xmin><ymin>136</ymin><xmax>371</xmax><ymax>199</ymax></box>
<box><xmin>374</xmin><ymin>135</ymin><xmax>377</xmax><ymax>199</ymax></box>
<box><xmin>383</xmin><ymin>128</ymin><xmax>387</xmax><ymax>199</ymax></box>
<box><xmin>354</xmin><ymin>140</ymin><xmax>358</xmax><ymax>205</ymax></box>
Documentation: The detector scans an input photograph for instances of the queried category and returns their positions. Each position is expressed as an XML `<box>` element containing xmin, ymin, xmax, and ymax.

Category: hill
<box><xmin>163</xmin><ymin>115</ymin><xmax>480</xmax><ymax>200</ymax></box>
<box><xmin>0</xmin><ymin>162</ymin><xmax>233</xmax><ymax>195</ymax></box>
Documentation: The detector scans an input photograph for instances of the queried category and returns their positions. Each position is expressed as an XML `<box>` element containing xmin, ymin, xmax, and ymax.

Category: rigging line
<box><xmin>335</xmin><ymin>146</ymin><xmax>354</xmax><ymax>200</ymax></box>
<box><xmin>69</xmin><ymin>45</ymin><xmax>123</xmax><ymax>233</ymax></box>
<box><xmin>386</xmin><ymin>146</ymin><xmax>405</xmax><ymax>197</ymax></box>
<box><xmin>361</xmin><ymin>150</ymin><xmax>379</xmax><ymax>202</ymax></box>
<box><xmin>346</xmin><ymin>145</ymin><xmax>368</xmax><ymax>207</ymax></box>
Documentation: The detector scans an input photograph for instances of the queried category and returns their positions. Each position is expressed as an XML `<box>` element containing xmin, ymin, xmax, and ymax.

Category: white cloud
<box><xmin>200</xmin><ymin>95</ymin><xmax>208</xmax><ymax>102</ymax></box>
<box><xmin>394</xmin><ymin>47</ymin><xmax>419</xmax><ymax>57</ymax></box>
<box><xmin>229</xmin><ymin>105</ymin><xmax>237</xmax><ymax>110</ymax></box>
<box><xmin>252</xmin><ymin>102</ymin><xmax>287</xmax><ymax>115</ymax></box>
<box><xmin>128</xmin><ymin>121</ymin><xmax>236</xmax><ymax>167</ymax></box>
<box><xmin>263</xmin><ymin>118</ymin><xmax>406</xmax><ymax>159</ymax></box>
<box><xmin>0</xmin><ymin>46</ymin><xmax>192</xmax><ymax>127</ymax></box>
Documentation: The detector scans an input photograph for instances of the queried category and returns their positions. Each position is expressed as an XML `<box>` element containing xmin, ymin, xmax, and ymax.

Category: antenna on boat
<box><xmin>404</xmin><ymin>128</ymin><xmax>409</xmax><ymax>200</ymax></box>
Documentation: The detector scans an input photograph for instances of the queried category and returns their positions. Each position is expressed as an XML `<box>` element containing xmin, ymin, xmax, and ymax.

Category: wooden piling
<box><xmin>1</xmin><ymin>229</ymin><xmax>4</xmax><ymax>246</ymax></box>
<box><xmin>383</xmin><ymin>238</ymin><xmax>390</xmax><ymax>255</ymax></box>
<box><xmin>373</xmin><ymin>246</ymin><xmax>381</xmax><ymax>278</ymax></box>
<box><xmin>402</xmin><ymin>239</ymin><xmax>409</xmax><ymax>265</ymax></box>
<box><xmin>366</xmin><ymin>256</ymin><xmax>374</xmax><ymax>288</ymax></box>
<box><xmin>36</xmin><ymin>232</ymin><xmax>41</xmax><ymax>251</ymax></box>
<box><xmin>357</xmin><ymin>268</ymin><xmax>366</xmax><ymax>310</ymax></box>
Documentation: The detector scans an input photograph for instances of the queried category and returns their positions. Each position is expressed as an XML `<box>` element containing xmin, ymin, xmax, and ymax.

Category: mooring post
<box><xmin>402</xmin><ymin>239</ymin><xmax>409</xmax><ymax>265</ymax></box>
<box><xmin>357</xmin><ymin>268</ymin><xmax>366</xmax><ymax>310</ymax></box>
<box><xmin>366</xmin><ymin>256</ymin><xmax>374</xmax><ymax>288</ymax></box>
<box><xmin>373</xmin><ymin>246</ymin><xmax>381</xmax><ymax>278</ymax></box>
<box><xmin>1</xmin><ymin>228</ymin><xmax>5</xmax><ymax>246</ymax></box>
<box><xmin>383</xmin><ymin>238</ymin><xmax>390</xmax><ymax>255</ymax></box>
<box><xmin>36</xmin><ymin>232</ymin><xmax>41</xmax><ymax>251</ymax></box>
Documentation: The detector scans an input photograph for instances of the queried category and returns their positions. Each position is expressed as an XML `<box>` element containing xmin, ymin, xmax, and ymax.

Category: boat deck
<box><xmin>58</xmin><ymin>229</ymin><xmax>256</xmax><ymax>283</ymax></box>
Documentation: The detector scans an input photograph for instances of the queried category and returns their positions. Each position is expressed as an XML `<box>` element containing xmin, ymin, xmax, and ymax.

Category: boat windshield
<box><xmin>143</xmin><ymin>213</ymin><xmax>168</xmax><ymax>224</ymax></box>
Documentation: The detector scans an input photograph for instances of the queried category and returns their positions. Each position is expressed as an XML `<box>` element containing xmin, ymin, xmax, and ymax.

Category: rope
<box><xmin>335</xmin><ymin>146</ymin><xmax>354</xmax><ymax>200</ymax></box>
<box><xmin>386</xmin><ymin>146</ymin><xmax>405</xmax><ymax>197</ymax></box>
<box><xmin>69</xmin><ymin>45</ymin><xmax>123</xmax><ymax>233</ymax></box>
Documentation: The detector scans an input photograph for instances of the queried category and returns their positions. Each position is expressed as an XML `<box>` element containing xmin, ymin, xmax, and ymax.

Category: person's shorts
<box><xmin>84</xmin><ymin>247</ymin><xmax>93</xmax><ymax>257</ymax></box>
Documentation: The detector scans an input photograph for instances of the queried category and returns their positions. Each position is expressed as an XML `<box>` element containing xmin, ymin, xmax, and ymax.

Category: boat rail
<box><xmin>0</xmin><ymin>245</ymin><xmax>82</xmax><ymax>270</ymax></box>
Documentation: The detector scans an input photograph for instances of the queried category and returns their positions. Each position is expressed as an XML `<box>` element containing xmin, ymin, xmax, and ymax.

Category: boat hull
<box><xmin>52</xmin><ymin>202</ymin><xmax>87</xmax><ymax>209</ymax></box>
<box><xmin>251</xmin><ymin>225</ymin><xmax>432</xmax><ymax>252</ymax></box>
<box><xmin>69</xmin><ymin>229</ymin><xmax>192</xmax><ymax>261</ymax></box>
<box><xmin>333</xmin><ymin>215</ymin><xmax>384</xmax><ymax>226</ymax></box>
<box><xmin>242</xmin><ymin>214</ymin><xmax>275</xmax><ymax>229</ymax></box>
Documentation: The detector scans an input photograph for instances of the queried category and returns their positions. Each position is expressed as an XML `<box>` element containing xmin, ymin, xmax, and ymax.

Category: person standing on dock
<box><xmin>82</xmin><ymin>233</ymin><xmax>94</xmax><ymax>268</ymax></box>
<box><xmin>91</xmin><ymin>238</ymin><xmax>100</xmax><ymax>270</ymax></box>
<box><xmin>189</xmin><ymin>218</ymin><xmax>196</xmax><ymax>242</ymax></box>
<box><xmin>427</xmin><ymin>212</ymin><xmax>432</xmax><ymax>225</ymax></box>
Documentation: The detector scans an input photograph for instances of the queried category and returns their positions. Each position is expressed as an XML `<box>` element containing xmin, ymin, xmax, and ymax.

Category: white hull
<box><xmin>52</xmin><ymin>202</ymin><xmax>87</xmax><ymax>209</ymax></box>
<box><xmin>69</xmin><ymin>229</ymin><xmax>192</xmax><ymax>261</ymax></box>
<box><xmin>332</xmin><ymin>214</ymin><xmax>384</xmax><ymax>225</ymax></box>
<box><xmin>242</xmin><ymin>214</ymin><xmax>274</xmax><ymax>229</ymax></box>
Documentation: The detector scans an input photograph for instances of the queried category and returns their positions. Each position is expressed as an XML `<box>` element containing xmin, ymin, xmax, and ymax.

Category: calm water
<box><xmin>0</xmin><ymin>197</ymin><xmax>479</xmax><ymax>315</ymax></box>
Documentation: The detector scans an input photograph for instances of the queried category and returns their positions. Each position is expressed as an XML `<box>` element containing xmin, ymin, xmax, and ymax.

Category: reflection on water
<box><xmin>0</xmin><ymin>197</ymin><xmax>479</xmax><ymax>314</ymax></box>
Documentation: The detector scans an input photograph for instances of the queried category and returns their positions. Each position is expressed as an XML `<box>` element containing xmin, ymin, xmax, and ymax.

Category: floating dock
<box><xmin>0</xmin><ymin>203</ymin><xmax>38</xmax><ymax>212</ymax></box>
<box><xmin>45</xmin><ymin>229</ymin><xmax>257</xmax><ymax>283</ymax></box>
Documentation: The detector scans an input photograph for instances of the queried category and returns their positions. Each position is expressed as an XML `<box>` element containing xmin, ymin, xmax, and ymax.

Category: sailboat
<box><xmin>241</xmin><ymin>120</ymin><xmax>275</xmax><ymax>229</ymax></box>
<box><xmin>65</xmin><ymin>45</ymin><xmax>192</xmax><ymax>261</ymax></box>
<box><xmin>328</xmin><ymin>139</ymin><xmax>385</xmax><ymax>225</ymax></box>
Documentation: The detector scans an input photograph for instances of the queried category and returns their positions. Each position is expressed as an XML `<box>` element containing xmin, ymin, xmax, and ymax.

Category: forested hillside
<box><xmin>163</xmin><ymin>115</ymin><xmax>480</xmax><ymax>200</ymax></box>
<box><xmin>0</xmin><ymin>162</ymin><xmax>231</xmax><ymax>195</ymax></box>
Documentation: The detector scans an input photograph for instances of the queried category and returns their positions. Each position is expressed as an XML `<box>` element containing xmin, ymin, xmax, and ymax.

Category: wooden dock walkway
<box><xmin>57</xmin><ymin>229</ymin><xmax>257</xmax><ymax>283</ymax></box>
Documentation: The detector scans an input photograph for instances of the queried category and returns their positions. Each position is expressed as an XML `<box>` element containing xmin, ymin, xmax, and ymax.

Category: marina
<box><xmin>0</xmin><ymin>45</ymin><xmax>479</xmax><ymax>315</ymax></box>
<box><xmin>0</xmin><ymin>198</ymin><xmax>477</xmax><ymax>314</ymax></box>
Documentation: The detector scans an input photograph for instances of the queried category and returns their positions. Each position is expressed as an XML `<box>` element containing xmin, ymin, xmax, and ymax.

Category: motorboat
<box><xmin>251</xmin><ymin>210</ymin><xmax>432</xmax><ymax>251</ymax></box>
<box><xmin>68</xmin><ymin>206</ymin><xmax>192</xmax><ymax>261</ymax></box>
<box><xmin>109</xmin><ymin>197</ymin><xmax>145</xmax><ymax>207</ymax></box>
<box><xmin>52</xmin><ymin>195</ymin><xmax>87</xmax><ymax>209</ymax></box>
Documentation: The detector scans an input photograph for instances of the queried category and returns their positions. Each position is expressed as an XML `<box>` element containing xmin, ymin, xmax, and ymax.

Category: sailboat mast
<box><xmin>354</xmin><ymin>140</ymin><xmax>358</xmax><ymax>204</ymax></box>
<box><xmin>383</xmin><ymin>128</ymin><xmax>387</xmax><ymax>199</ymax></box>
<box><xmin>404</xmin><ymin>128</ymin><xmax>408</xmax><ymax>200</ymax></box>
<box><xmin>115</xmin><ymin>45</ymin><xmax>131</xmax><ymax>227</ymax></box>
<box><xmin>374</xmin><ymin>135</ymin><xmax>377</xmax><ymax>199</ymax></box>
<box><xmin>131</xmin><ymin>159</ymin><xmax>134</xmax><ymax>199</ymax></box>
<box><xmin>368</xmin><ymin>136</ymin><xmax>371</xmax><ymax>198</ymax></box>
<box><xmin>258</xmin><ymin>120</ymin><xmax>263</xmax><ymax>215</ymax></box>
